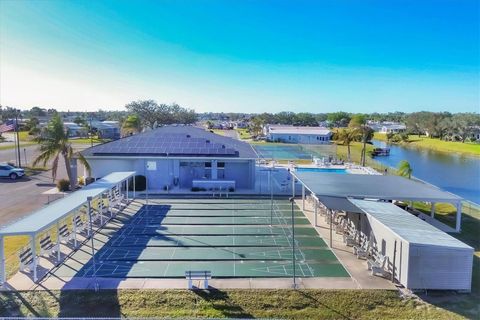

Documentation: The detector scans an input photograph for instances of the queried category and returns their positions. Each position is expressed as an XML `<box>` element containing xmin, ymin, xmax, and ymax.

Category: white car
<box><xmin>0</xmin><ymin>163</ymin><xmax>25</xmax><ymax>180</ymax></box>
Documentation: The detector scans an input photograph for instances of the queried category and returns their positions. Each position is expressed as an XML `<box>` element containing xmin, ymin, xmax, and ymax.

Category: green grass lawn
<box><xmin>0</xmin><ymin>289</ymin><xmax>465</xmax><ymax>319</ymax></box>
<box><xmin>374</xmin><ymin>133</ymin><xmax>480</xmax><ymax>156</ymax></box>
<box><xmin>68</xmin><ymin>137</ymin><xmax>109</xmax><ymax>144</ymax></box>
<box><xmin>235</xmin><ymin>128</ymin><xmax>252</xmax><ymax>140</ymax></box>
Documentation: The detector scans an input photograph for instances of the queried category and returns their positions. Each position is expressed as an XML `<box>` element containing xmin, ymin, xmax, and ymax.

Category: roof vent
<box><xmin>186</xmin><ymin>134</ymin><xmax>191</xmax><ymax>138</ymax></box>
<box><xmin>206</xmin><ymin>139</ymin><xmax>210</xmax><ymax>143</ymax></box>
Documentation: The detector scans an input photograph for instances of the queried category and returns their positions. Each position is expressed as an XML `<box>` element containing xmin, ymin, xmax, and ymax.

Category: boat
<box><xmin>372</xmin><ymin>147</ymin><xmax>390</xmax><ymax>156</ymax></box>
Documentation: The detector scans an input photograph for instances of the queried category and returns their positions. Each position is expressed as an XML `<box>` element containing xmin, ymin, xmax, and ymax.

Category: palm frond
<box><xmin>32</xmin><ymin>148</ymin><xmax>59</xmax><ymax>167</ymax></box>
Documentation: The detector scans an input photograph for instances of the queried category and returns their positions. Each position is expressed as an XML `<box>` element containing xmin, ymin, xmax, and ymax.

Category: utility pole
<box><xmin>89</xmin><ymin>114</ymin><xmax>93</xmax><ymax>147</ymax></box>
<box><xmin>15</xmin><ymin>112</ymin><xmax>21</xmax><ymax>168</ymax></box>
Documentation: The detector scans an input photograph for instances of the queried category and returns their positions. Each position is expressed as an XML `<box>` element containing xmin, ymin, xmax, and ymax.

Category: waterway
<box><xmin>372</xmin><ymin>140</ymin><xmax>480</xmax><ymax>204</ymax></box>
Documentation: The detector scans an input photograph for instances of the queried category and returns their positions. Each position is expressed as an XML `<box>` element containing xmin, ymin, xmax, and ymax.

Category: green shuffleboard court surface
<box><xmin>52</xmin><ymin>199</ymin><xmax>349</xmax><ymax>279</ymax></box>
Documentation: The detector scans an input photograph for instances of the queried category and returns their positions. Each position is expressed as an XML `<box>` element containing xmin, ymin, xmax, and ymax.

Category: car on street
<box><xmin>0</xmin><ymin>163</ymin><xmax>25</xmax><ymax>180</ymax></box>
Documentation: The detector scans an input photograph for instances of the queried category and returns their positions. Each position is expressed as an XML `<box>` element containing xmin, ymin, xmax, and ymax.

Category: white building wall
<box><xmin>365</xmin><ymin>214</ymin><xmax>473</xmax><ymax>291</ymax></box>
<box><xmin>406</xmin><ymin>245</ymin><xmax>473</xmax><ymax>290</ymax></box>
<box><xmin>223</xmin><ymin>161</ymin><xmax>253</xmax><ymax>189</ymax></box>
<box><xmin>87</xmin><ymin>157</ymin><xmax>256</xmax><ymax>191</ymax></box>
<box><xmin>365</xmin><ymin>214</ymin><xmax>407</xmax><ymax>285</ymax></box>
<box><xmin>269</xmin><ymin>133</ymin><xmax>331</xmax><ymax>144</ymax></box>
<box><xmin>88</xmin><ymin>159</ymin><xmax>135</xmax><ymax>178</ymax></box>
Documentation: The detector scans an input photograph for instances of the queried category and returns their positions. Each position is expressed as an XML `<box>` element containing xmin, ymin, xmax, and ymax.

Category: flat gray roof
<box><xmin>317</xmin><ymin>196</ymin><xmax>364</xmax><ymax>213</ymax></box>
<box><xmin>350</xmin><ymin>199</ymin><xmax>472</xmax><ymax>249</ymax></box>
<box><xmin>293</xmin><ymin>172</ymin><xmax>462</xmax><ymax>203</ymax></box>
<box><xmin>0</xmin><ymin>171</ymin><xmax>135</xmax><ymax>236</ymax></box>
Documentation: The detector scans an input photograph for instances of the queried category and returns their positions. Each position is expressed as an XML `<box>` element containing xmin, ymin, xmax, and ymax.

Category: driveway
<box><xmin>0</xmin><ymin>143</ymin><xmax>92</xmax><ymax>226</ymax></box>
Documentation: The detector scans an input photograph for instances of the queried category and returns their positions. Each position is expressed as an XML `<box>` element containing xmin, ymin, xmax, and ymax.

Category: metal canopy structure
<box><xmin>291</xmin><ymin>171</ymin><xmax>464</xmax><ymax>232</ymax></box>
<box><xmin>350</xmin><ymin>199</ymin><xmax>473</xmax><ymax>291</ymax></box>
<box><xmin>317</xmin><ymin>196</ymin><xmax>364</xmax><ymax>214</ymax></box>
<box><xmin>292</xmin><ymin>172</ymin><xmax>462</xmax><ymax>202</ymax></box>
<box><xmin>0</xmin><ymin>171</ymin><xmax>136</xmax><ymax>286</ymax></box>
<box><xmin>349</xmin><ymin>199</ymin><xmax>470</xmax><ymax>249</ymax></box>
<box><xmin>0</xmin><ymin>171</ymin><xmax>136</xmax><ymax>236</ymax></box>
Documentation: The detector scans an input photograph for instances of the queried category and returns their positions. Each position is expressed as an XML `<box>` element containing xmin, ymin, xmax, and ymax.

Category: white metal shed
<box><xmin>350</xmin><ymin>199</ymin><xmax>473</xmax><ymax>291</ymax></box>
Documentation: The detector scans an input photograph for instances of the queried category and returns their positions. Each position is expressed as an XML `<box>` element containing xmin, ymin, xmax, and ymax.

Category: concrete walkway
<box><xmin>295</xmin><ymin>199</ymin><xmax>396</xmax><ymax>290</ymax></box>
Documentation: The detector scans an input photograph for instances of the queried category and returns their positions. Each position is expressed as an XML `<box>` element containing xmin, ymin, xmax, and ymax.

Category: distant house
<box><xmin>233</xmin><ymin>121</ymin><xmax>248</xmax><ymax>129</ymax></box>
<box><xmin>91</xmin><ymin>121</ymin><xmax>120</xmax><ymax>140</ymax></box>
<box><xmin>264</xmin><ymin>125</ymin><xmax>332</xmax><ymax>144</ymax></box>
<box><xmin>378</xmin><ymin>123</ymin><xmax>406</xmax><ymax>134</ymax></box>
<box><xmin>64</xmin><ymin>122</ymin><xmax>87</xmax><ymax>138</ymax></box>
<box><xmin>77</xmin><ymin>126</ymin><xmax>257</xmax><ymax>191</ymax></box>
<box><xmin>471</xmin><ymin>126</ymin><xmax>480</xmax><ymax>141</ymax></box>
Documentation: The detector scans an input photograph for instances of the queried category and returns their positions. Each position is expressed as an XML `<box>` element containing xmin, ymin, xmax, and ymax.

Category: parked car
<box><xmin>0</xmin><ymin>163</ymin><xmax>25</xmax><ymax>180</ymax></box>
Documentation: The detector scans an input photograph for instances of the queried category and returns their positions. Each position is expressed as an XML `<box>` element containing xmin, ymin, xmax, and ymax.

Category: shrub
<box><xmin>128</xmin><ymin>175</ymin><xmax>146</xmax><ymax>191</ymax></box>
<box><xmin>57</xmin><ymin>179</ymin><xmax>70</xmax><ymax>192</ymax></box>
<box><xmin>77</xmin><ymin>176</ymin><xmax>85</xmax><ymax>186</ymax></box>
<box><xmin>228</xmin><ymin>187</ymin><xmax>235</xmax><ymax>192</ymax></box>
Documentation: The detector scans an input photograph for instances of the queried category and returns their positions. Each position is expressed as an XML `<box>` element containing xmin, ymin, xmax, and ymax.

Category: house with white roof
<box><xmin>264</xmin><ymin>125</ymin><xmax>332</xmax><ymax>144</ymax></box>
<box><xmin>378</xmin><ymin>122</ymin><xmax>407</xmax><ymax>134</ymax></box>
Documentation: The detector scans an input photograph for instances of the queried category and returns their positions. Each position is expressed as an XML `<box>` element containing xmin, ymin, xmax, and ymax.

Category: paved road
<box><xmin>0</xmin><ymin>143</ymin><xmax>91</xmax><ymax>226</ymax></box>
<box><xmin>218</xmin><ymin>129</ymin><xmax>240</xmax><ymax>140</ymax></box>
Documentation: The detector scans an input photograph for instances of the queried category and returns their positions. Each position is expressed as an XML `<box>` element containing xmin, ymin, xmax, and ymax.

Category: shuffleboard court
<box><xmin>51</xmin><ymin>198</ymin><xmax>349</xmax><ymax>279</ymax></box>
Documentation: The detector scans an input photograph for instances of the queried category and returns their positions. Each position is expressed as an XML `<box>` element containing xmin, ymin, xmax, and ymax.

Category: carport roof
<box><xmin>293</xmin><ymin>172</ymin><xmax>462</xmax><ymax>203</ymax></box>
<box><xmin>350</xmin><ymin>199</ymin><xmax>472</xmax><ymax>249</ymax></box>
<box><xmin>317</xmin><ymin>196</ymin><xmax>364</xmax><ymax>213</ymax></box>
<box><xmin>0</xmin><ymin>171</ymin><xmax>135</xmax><ymax>236</ymax></box>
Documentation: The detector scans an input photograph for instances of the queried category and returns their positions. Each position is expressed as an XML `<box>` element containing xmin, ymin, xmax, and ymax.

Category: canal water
<box><xmin>372</xmin><ymin>140</ymin><xmax>480</xmax><ymax>204</ymax></box>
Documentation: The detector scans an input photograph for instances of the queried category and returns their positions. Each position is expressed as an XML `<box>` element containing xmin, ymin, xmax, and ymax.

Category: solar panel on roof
<box><xmin>85</xmin><ymin>126</ymin><xmax>257</xmax><ymax>158</ymax></box>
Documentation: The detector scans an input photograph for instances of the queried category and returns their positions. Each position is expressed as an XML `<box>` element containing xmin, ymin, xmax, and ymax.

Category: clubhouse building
<box><xmin>76</xmin><ymin>126</ymin><xmax>258</xmax><ymax>192</ymax></box>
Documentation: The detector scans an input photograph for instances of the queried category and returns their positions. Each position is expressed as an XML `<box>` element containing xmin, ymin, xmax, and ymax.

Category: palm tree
<box><xmin>337</xmin><ymin>128</ymin><xmax>359</xmax><ymax>162</ymax></box>
<box><xmin>398</xmin><ymin>160</ymin><xmax>413</xmax><ymax>179</ymax></box>
<box><xmin>33</xmin><ymin>114</ymin><xmax>90</xmax><ymax>190</ymax></box>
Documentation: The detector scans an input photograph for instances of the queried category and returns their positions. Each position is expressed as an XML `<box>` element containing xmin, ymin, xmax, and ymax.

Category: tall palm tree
<box><xmin>33</xmin><ymin>114</ymin><xmax>90</xmax><ymax>190</ymax></box>
<box><xmin>337</xmin><ymin>128</ymin><xmax>359</xmax><ymax>162</ymax></box>
<box><xmin>398</xmin><ymin>160</ymin><xmax>413</xmax><ymax>179</ymax></box>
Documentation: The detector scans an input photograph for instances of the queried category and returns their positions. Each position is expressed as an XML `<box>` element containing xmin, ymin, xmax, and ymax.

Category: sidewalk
<box><xmin>295</xmin><ymin>199</ymin><xmax>396</xmax><ymax>290</ymax></box>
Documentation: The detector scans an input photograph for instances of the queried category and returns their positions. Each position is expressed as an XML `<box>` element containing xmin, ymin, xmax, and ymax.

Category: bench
<box><xmin>185</xmin><ymin>270</ymin><xmax>211</xmax><ymax>289</ymax></box>
<box><xmin>58</xmin><ymin>224</ymin><xmax>72</xmax><ymax>244</ymax></box>
<box><xmin>353</xmin><ymin>238</ymin><xmax>371</xmax><ymax>260</ymax></box>
<box><xmin>39</xmin><ymin>235</ymin><xmax>57</xmax><ymax>258</ymax></box>
<box><xmin>343</xmin><ymin>230</ymin><xmax>358</xmax><ymax>247</ymax></box>
<box><xmin>367</xmin><ymin>254</ymin><xmax>390</xmax><ymax>278</ymax></box>
<box><xmin>74</xmin><ymin>215</ymin><xmax>87</xmax><ymax>235</ymax></box>
<box><xmin>114</xmin><ymin>188</ymin><xmax>126</xmax><ymax>207</ymax></box>
<box><xmin>94</xmin><ymin>199</ymin><xmax>109</xmax><ymax>226</ymax></box>
<box><xmin>19</xmin><ymin>247</ymin><xmax>35</xmax><ymax>273</ymax></box>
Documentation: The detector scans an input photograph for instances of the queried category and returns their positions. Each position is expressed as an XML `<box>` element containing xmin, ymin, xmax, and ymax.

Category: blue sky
<box><xmin>0</xmin><ymin>0</ymin><xmax>478</xmax><ymax>113</ymax></box>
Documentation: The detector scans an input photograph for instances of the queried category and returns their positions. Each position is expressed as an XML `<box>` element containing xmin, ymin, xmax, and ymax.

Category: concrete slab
<box><xmin>296</xmin><ymin>199</ymin><xmax>397</xmax><ymax>290</ymax></box>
